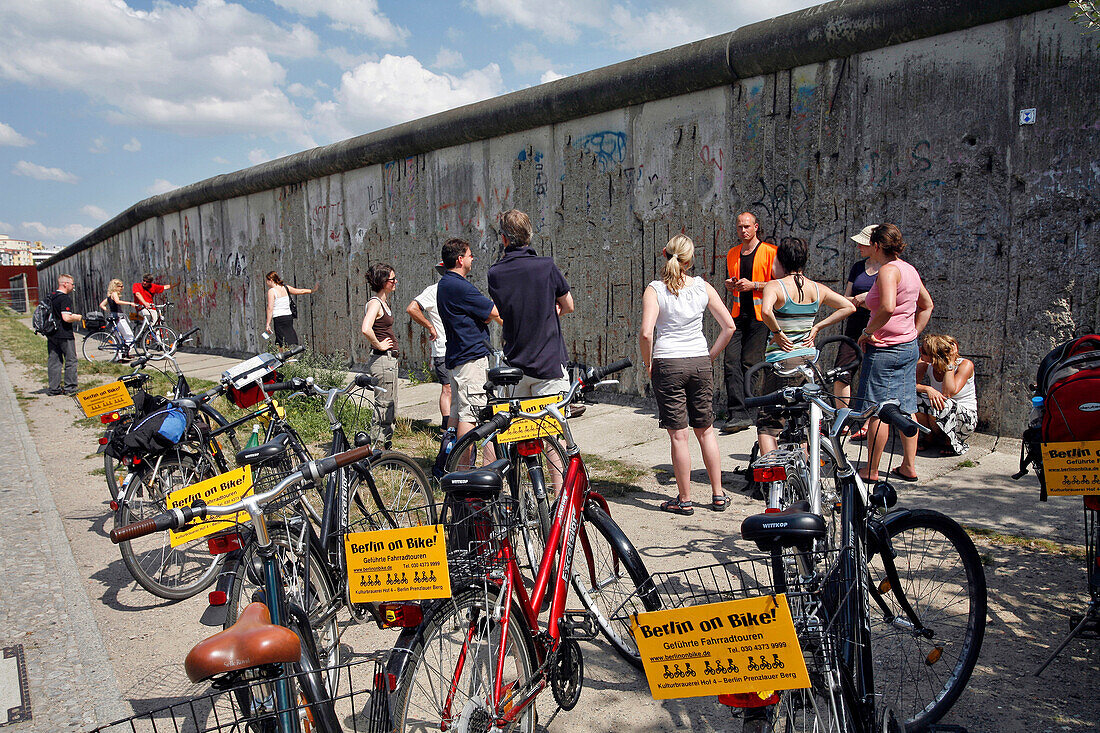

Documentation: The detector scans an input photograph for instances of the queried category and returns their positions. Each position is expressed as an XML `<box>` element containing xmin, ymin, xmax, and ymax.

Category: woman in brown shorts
<box><xmin>361</xmin><ymin>262</ymin><xmax>399</xmax><ymax>449</ymax></box>
<box><xmin>640</xmin><ymin>235</ymin><xmax>736</xmax><ymax>516</ymax></box>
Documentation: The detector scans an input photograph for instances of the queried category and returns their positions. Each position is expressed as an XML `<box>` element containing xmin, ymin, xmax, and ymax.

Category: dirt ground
<box><xmin>4</xmin><ymin>349</ymin><xmax>1099</xmax><ymax>732</ymax></box>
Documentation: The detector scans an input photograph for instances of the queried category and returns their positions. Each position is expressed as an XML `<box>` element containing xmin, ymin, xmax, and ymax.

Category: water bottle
<box><xmin>1028</xmin><ymin>395</ymin><xmax>1044</xmax><ymax>428</ymax></box>
<box><xmin>245</xmin><ymin>423</ymin><xmax>261</xmax><ymax>449</ymax></box>
<box><xmin>433</xmin><ymin>427</ymin><xmax>457</xmax><ymax>479</ymax></box>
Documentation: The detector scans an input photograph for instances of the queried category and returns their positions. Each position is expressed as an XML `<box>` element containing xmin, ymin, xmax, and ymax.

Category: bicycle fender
<box><xmin>584</xmin><ymin>492</ymin><xmax>611</xmax><ymax>517</ymax></box>
<box><xmin>867</xmin><ymin>508</ymin><xmax>914</xmax><ymax>557</ymax></box>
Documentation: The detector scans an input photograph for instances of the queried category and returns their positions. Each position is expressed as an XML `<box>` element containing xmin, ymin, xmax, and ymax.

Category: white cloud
<box><xmin>315</xmin><ymin>55</ymin><xmax>504</xmax><ymax>137</ymax></box>
<box><xmin>123</xmin><ymin>136</ymin><xmax>141</xmax><ymax>152</ymax></box>
<box><xmin>326</xmin><ymin>47</ymin><xmax>379</xmax><ymax>70</ymax></box>
<box><xmin>434</xmin><ymin>48</ymin><xmax>465</xmax><ymax>70</ymax></box>
<box><xmin>270</xmin><ymin>0</ymin><xmax>407</xmax><ymax>43</ymax></box>
<box><xmin>0</xmin><ymin>121</ymin><xmax>33</xmax><ymax>147</ymax></box>
<box><xmin>212</xmin><ymin>156</ymin><xmax>230</xmax><ymax>164</ymax></box>
<box><xmin>286</xmin><ymin>82</ymin><xmax>315</xmax><ymax>98</ymax></box>
<box><xmin>147</xmin><ymin>179</ymin><xmax>180</xmax><ymax>195</ymax></box>
<box><xmin>0</xmin><ymin>0</ymin><xmax>318</xmax><ymax>140</ymax></box>
<box><xmin>20</xmin><ymin>221</ymin><xmax>93</xmax><ymax>242</ymax></box>
<box><xmin>540</xmin><ymin>69</ymin><xmax>566</xmax><ymax>84</ymax></box>
<box><xmin>12</xmin><ymin>160</ymin><xmax>78</xmax><ymax>183</ymax></box>
<box><xmin>248</xmin><ymin>148</ymin><xmax>271</xmax><ymax>164</ymax></box>
<box><xmin>89</xmin><ymin>136</ymin><xmax>108</xmax><ymax>154</ymax></box>
<box><xmin>469</xmin><ymin>0</ymin><xmax>599</xmax><ymax>42</ymax></box>
<box><xmin>0</xmin><ymin>220</ymin><xmax>12</xmax><ymax>231</ymax></box>
<box><xmin>81</xmin><ymin>204</ymin><xmax>109</xmax><ymax>221</ymax></box>
<box><xmin>509</xmin><ymin>42</ymin><xmax>555</xmax><ymax>75</ymax></box>
<box><xmin>605</xmin><ymin>4</ymin><xmax>709</xmax><ymax>54</ymax></box>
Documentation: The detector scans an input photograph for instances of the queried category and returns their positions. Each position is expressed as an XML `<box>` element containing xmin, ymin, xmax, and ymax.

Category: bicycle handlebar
<box><xmin>109</xmin><ymin>443</ymin><xmax>376</xmax><ymax>544</ymax></box>
<box><xmin>878</xmin><ymin>403</ymin><xmax>923</xmax><ymax>437</ymax></box>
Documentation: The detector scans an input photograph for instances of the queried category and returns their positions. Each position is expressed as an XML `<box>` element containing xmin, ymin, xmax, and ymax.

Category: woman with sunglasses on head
<box><xmin>362</xmin><ymin>263</ymin><xmax>399</xmax><ymax>449</ymax></box>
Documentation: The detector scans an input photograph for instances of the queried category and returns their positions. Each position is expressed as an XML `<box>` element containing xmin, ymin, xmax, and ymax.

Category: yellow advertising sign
<box><xmin>345</xmin><ymin>525</ymin><xmax>451</xmax><ymax>603</ymax></box>
<box><xmin>631</xmin><ymin>595</ymin><xmax>810</xmax><ymax>700</ymax></box>
<box><xmin>167</xmin><ymin>466</ymin><xmax>254</xmax><ymax>547</ymax></box>
<box><xmin>491</xmin><ymin>395</ymin><xmax>563</xmax><ymax>444</ymax></box>
<box><xmin>1041</xmin><ymin>440</ymin><xmax>1100</xmax><ymax>495</ymax></box>
<box><xmin>76</xmin><ymin>381</ymin><xmax>134</xmax><ymax>417</ymax></box>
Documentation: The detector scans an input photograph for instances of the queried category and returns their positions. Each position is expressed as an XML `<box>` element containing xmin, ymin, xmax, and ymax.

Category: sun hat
<box><xmin>851</xmin><ymin>224</ymin><xmax>878</xmax><ymax>246</ymax></box>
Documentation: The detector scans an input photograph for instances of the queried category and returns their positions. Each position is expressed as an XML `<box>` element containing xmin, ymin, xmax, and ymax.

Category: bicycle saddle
<box><xmin>439</xmin><ymin>458</ymin><xmax>511</xmax><ymax>497</ymax></box>
<box><xmin>184</xmin><ymin>602</ymin><xmax>301</xmax><ymax>683</ymax></box>
<box><xmin>235</xmin><ymin>433</ymin><xmax>291</xmax><ymax>466</ymax></box>
<box><xmin>487</xmin><ymin>366</ymin><xmax>524</xmax><ymax>387</ymax></box>
<box><xmin>740</xmin><ymin>502</ymin><xmax>826</xmax><ymax>551</ymax></box>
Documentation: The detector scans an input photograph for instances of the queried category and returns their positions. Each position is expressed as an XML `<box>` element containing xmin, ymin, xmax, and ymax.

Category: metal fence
<box><xmin>2</xmin><ymin>275</ymin><xmax>37</xmax><ymax>313</ymax></box>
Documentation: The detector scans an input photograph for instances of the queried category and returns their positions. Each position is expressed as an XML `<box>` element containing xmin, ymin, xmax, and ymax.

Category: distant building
<box><xmin>0</xmin><ymin>235</ymin><xmax>57</xmax><ymax>267</ymax></box>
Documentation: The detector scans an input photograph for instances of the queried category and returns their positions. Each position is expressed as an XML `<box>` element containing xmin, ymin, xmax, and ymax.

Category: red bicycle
<box><xmin>381</xmin><ymin>359</ymin><xmax>660</xmax><ymax>731</ymax></box>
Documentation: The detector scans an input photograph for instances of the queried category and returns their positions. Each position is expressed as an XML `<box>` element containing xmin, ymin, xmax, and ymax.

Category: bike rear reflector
<box><xmin>878</xmin><ymin>579</ymin><xmax>892</xmax><ymax>594</ymax></box>
<box><xmin>100</xmin><ymin>411</ymin><xmax>121</xmax><ymax>424</ymax></box>
<box><xmin>516</xmin><ymin>439</ymin><xmax>544</xmax><ymax>457</ymax></box>
<box><xmin>379</xmin><ymin>603</ymin><xmax>423</xmax><ymax>628</ymax></box>
<box><xmin>208</xmin><ymin>590</ymin><xmax>227</xmax><ymax>606</ymax></box>
<box><xmin>1085</xmin><ymin>495</ymin><xmax>1100</xmax><ymax>512</ymax></box>
<box><xmin>109</xmin><ymin>500</ymin><xmax>119</xmax><ymax>512</ymax></box>
<box><xmin>753</xmin><ymin>466</ymin><xmax>786</xmax><ymax>482</ymax></box>
<box><xmin>764</xmin><ymin>507</ymin><xmax>782</xmax><ymax>514</ymax></box>
<box><xmin>718</xmin><ymin>691</ymin><xmax>779</xmax><ymax>708</ymax></box>
<box><xmin>374</xmin><ymin>671</ymin><xmax>399</xmax><ymax>693</ymax></box>
<box><xmin>98</xmin><ymin>436</ymin><xmax>110</xmax><ymax>445</ymax></box>
<box><xmin>208</xmin><ymin>533</ymin><xmax>242</xmax><ymax>555</ymax></box>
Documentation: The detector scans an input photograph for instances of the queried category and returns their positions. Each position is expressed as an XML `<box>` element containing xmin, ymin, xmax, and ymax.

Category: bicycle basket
<box><xmin>226</xmin><ymin>371</ymin><xmax>282</xmax><ymax>409</ymax></box>
<box><xmin>88</xmin><ymin>653</ymin><xmax>392</xmax><ymax>732</ymax></box>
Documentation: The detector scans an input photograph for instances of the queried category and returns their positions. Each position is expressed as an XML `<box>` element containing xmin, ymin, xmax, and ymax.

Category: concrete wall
<box><xmin>42</xmin><ymin>2</ymin><xmax>1099</xmax><ymax>434</ymax></box>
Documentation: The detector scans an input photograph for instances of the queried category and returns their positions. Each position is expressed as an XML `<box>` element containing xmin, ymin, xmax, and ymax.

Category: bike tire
<box><xmin>82</xmin><ymin>330</ymin><xmax>122</xmax><ymax>362</ymax></box>
<box><xmin>392</xmin><ymin>586</ymin><xmax>536</xmax><ymax>732</ymax></box>
<box><xmin>114</xmin><ymin>454</ymin><xmax>225</xmax><ymax>600</ymax></box>
<box><xmin>103</xmin><ymin>450</ymin><xmax>127</xmax><ymax>501</ymax></box>
<box><xmin>868</xmin><ymin>509</ymin><xmax>987</xmax><ymax>731</ymax></box>
<box><xmin>140</xmin><ymin>325</ymin><xmax>177</xmax><ymax>360</ymax></box>
<box><xmin>224</xmin><ymin>522</ymin><xmax>341</xmax><ymax>673</ymax></box>
<box><xmin>572</xmin><ymin>502</ymin><xmax>660</xmax><ymax>669</ymax></box>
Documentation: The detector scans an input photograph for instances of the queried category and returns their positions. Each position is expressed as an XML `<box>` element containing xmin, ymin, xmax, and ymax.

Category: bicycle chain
<box><xmin>549</xmin><ymin>637</ymin><xmax>583</xmax><ymax>711</ymax></box>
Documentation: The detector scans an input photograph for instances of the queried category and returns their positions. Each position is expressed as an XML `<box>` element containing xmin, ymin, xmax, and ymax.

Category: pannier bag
<box><xmin>105</xmin><ymin>390</ymin><xmax>171</xmax><ymax>460</ymax></box>
<box><xmin>122</xmin><ymin>405</ymin><xmax>194</xmax><ymax>455</ymax></box>
<box><xmin>1018</xmin><ymin>334</ymin><xmax>1100</xmax><ymax>499</ymax></box>
<box><xmin>31</xmin><ymin>295</ymin><xmax>59</xmax><ymax>336</ymax></box>
<box><xmin>82</xmin><ymin>311</ymin><xmax>109</xmax><ymax>332</ymax></box>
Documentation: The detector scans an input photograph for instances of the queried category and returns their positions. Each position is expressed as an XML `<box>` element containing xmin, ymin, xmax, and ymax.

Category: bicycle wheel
<box><xmin>141</xmin><ymin>325</ymin><xmax>177</xmax><ymax>359</ymax></box>
<box><xmin>224</xmin><ymin>522</ymin><xmax>341</xmax><ymax>672</ymax></box>
<box><xmin>104</xmin><ymin>450</ymin><xmax>128</xmax><ymax>501</ymax></box>
<box><xmin>347</xmin><ymin>450</ymin><xmax>436</xmax><ymax>529</ymax></box>
<box><xmin>393</xmin><ymin>587</ymin><xmax>536</xmax><ymax>732</ymax></box>
<box><xmin>114</xmin><ymin>454</ymin><xmax>225</xmax><ymax>599</ymax></box>
<box><xmin>571</xmin><ymin>502</ymin><xmax>660</xmax><ymax>669</ymax></box>
<box><xmin>82</xmin><ymin>331</ymin><xmax>122</xmax><ymax>362</ymax></box>
<box><xmin>867</xmin><ymin>509</ymin><xmax>987</xmax><ymax>731</ymax></box>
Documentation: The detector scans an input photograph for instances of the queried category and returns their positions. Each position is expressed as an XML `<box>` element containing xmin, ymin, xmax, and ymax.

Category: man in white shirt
<box><xmin>407</xmin><ymin>262</ymin><xmax>452</xmax><ymax>429</ymax></box>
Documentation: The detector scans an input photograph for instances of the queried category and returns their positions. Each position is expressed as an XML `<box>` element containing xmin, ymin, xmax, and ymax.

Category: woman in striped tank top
<box><xmin>756</xmin><ymin>240</ymin><xmax>855</xmax><ymax>455</ymax></box>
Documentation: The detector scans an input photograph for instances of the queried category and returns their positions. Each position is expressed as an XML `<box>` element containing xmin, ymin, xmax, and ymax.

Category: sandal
<box><xmin>851</xmin><ymin>426</ymin><xmax>868</xmax><ymax>441</ymax></box>
<box><xmin>660</xmin><ymin>498</ymin><xmax>694</xmax><ymax>516</ymax></box>
<box><xmin>711</xmin><ymin>494</ymin><xmax>729</xmax><ymax>512</ymax></box>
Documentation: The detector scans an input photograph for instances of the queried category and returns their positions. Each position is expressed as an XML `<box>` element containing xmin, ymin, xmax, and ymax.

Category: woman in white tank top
<box><xmin>916</xmin><ymin>333</ymin><xmax>978</xmax><ymax>455</ymax></box>
<box><xmin>640</xmin><ymin>235</ymin><xmax>736</xmax><ymax>515</ymax></box>
<box><xmin>264</xmin><ymin>271</ymin><xmax>317</xmax><ymax>347</ymax></box>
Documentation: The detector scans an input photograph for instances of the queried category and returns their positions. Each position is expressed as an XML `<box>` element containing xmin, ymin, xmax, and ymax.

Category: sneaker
<box><xmin>567</xmin><ymin>403</ymin><xmax>586</xmax><ymax>418</ymax></box>
<box><xmin>720</xmin><ymin>418</ymin><xmax>752</xmax><ymax>434</ymax></box>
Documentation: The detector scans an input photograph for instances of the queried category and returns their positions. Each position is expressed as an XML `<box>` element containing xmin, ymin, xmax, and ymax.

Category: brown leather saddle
<box><xmin>184</xmin><ymin>602</ymin><xmax>302</xmax><ymax>683</ymax></box>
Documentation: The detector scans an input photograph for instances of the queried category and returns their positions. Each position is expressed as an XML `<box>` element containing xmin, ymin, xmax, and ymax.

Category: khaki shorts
<box><xmin>510</xmin><ymin>364</ymin><xmax>568</xmax><ymax>399</ymax></box>
<box><xmin>449</xmin><ymin>356</ymin><xmax>489</xmax><ymax>423</ymax></box>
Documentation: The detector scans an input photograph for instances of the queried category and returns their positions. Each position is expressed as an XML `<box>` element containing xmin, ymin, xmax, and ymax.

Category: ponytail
<box><xmin>661</xmin><ymin>234</ymin><xmax>694</xmax><ymax>295</ymax></box>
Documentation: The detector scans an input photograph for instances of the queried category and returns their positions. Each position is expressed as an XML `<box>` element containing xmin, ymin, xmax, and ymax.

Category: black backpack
<box><xmin>32</xmin><ymin>293</ymin><xmax>59</xmax><ymax>336</ymax></box>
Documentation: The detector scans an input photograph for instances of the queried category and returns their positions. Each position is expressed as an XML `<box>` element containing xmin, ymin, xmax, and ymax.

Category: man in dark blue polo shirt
<box><xmin>437</xmin><ymin>238</ymin><xmax>501</xmax><ymax>441</ymax></box>
<box><xmin>487</xmin><ymin>209</ymin><xmax>574</xmax><ymax>399</ymax></box>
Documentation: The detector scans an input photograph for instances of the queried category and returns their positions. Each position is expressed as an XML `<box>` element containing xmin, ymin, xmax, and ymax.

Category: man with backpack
<box><xmin>44</xmin><ymin>274</ymin><xmax>82</xmax><ymax>395</ymax></box>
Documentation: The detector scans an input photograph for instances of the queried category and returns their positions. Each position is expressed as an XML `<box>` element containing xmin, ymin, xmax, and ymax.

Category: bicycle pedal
<box><xmin>560</xmin><ymin>610</ymin><xmax>598</xmax><ymax>641</ymax></box>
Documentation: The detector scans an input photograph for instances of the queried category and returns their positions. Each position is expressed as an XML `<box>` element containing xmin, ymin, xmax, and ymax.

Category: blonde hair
<box><xmin>661</xmin><ymin>234</ymin><xmax>694</xmax><ymax>295</ymax></box>
<box><xmin>107</xmin><ymin>278</ymin><xmax>123</xmax><ymax>296</ymax></box>
<box><xmin>921</xmin><ymin>333</ymin><xmax>959</xmax><ymax>373</ymax></box>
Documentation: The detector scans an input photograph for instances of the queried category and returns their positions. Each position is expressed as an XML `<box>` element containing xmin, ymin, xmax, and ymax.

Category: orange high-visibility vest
<box><xmin>726</xmin><ymin>241</ymin><xmax>777</xmax><ymax>320</ymax></box>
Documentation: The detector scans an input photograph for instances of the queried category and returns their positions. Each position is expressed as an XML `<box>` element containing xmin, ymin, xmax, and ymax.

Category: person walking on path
<box><xmin>132</xmin><ymin>273</ymin><xmax>171</xmax><ymax>329</ymax></box>
<box><xmin>856</xmin><ymin>223</ymin><xmax>934</xmax><ymax>483</ymax></box>
<box><xmin>641</xmin><ymin>235</ymin><xmax>736</xmax><ymax>516</ymax></box>
<box><xmin>832</xmin><ymin>225</ymin><xmax>880</xmax><ymax>434</ymax></box>
<box><xmin>721</xmin><ymin>211</ymin><xmax>777</xmax><ymax>433</ymax></box>
<box><xmin>46</xmin><ymin>274</ymin><xmax>82</xmax><ymax>395</ymax></box>
<box><xmin>407</xmin><ymin>261</ymin><xmax>453</xmax><ymax>430</ymax></box>
<box><xmin>361</xmin><ymin>263</ymin><xmax>399</xmax><ymax>449</ymax></box>
<box><xmin>264</xmin><ymin>271</ymin><xmax>315</xmax><ymax>346</ymax></box>
<box><xmin>757</xmin><ymin>240</ymin><xmax>855</xmax><ymax>456</ymax></box>
<box><xmin>487</xmin><ymin>209</ymin><xmax>574</xmax><ymax>397</ymax></box>
<box><xmin>437</xmin><ymin>238</ymin><xmax>502</xmax><ymax>446</ymax></box>
<box><xmin>99</xmin><ymin>278</ymin><xmax>137</xmax><ymax>358</ymax></box>
<box><xmin>916</xmin><ymin>333</ymin><xmax>977</xmax><ymax>456</ymax></box>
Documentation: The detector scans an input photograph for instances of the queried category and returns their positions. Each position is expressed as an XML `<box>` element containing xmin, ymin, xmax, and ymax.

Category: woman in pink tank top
<box><xmin>855</xmin><ymin>224</ymin><xmax>935</xmax><ymax>482</ymax></box>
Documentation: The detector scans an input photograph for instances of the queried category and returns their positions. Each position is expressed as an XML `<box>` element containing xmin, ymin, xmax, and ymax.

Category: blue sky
<box><xmin>0</xmin><ymin>0</ymin><xmax>818</xmax><ymax>249</ymax></box>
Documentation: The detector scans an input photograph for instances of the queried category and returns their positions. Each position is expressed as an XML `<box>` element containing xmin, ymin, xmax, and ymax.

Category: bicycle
<box><xmin>730</xmin><ymin>385</ymin><xmax>987</xmax><ymax>731</ymax></box>
<box><xmin>102</xmin><ymin>444</ymin><xmax>393</xmax><ymax>733</ymax></box>
<box><xmin>82</xmin><ymin>302</ymin><xmax>178</xmax><ymax>362</ymax></box>
<box><xmin>381</xmin><ymin>359</ymin><xmax>662</xmax><ymax>732</ymax></box>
